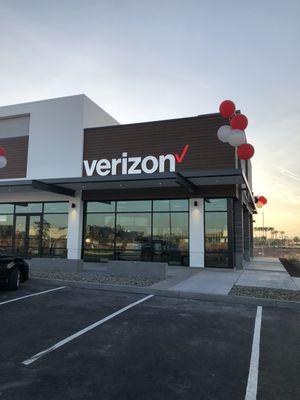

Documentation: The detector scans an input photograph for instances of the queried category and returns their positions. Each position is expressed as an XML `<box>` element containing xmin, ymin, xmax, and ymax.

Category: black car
<box><xmin>0</xmin><ymin>251</ymin><xmax>29</xmax><ymax>290</ymax></box>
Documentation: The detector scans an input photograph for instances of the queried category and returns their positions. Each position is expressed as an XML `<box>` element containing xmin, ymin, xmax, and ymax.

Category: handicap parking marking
<box><xmin>0</xmin><ymin>286</ymin><xmax>66</xmax><ymax>307</ymax></box>
<box><xmin>22</xmin><ymin>294</ymin><xmax>154</xmax><ymax>366</ymax></box>
<box><xmin>245</xmin><ymin>306</ymin><xmax>263</xmax><ymax>400</ymax></box>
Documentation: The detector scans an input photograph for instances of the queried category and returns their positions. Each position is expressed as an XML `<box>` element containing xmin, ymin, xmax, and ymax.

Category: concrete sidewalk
<box><xmin>163</xmin><ymin>258</ymin><xmax>298</xmax><ymax>295</ymax></box>
<box><xmin>168</xmin><ymin>269</ymin><xmax>241</xmax><ymax>295</ymax></box>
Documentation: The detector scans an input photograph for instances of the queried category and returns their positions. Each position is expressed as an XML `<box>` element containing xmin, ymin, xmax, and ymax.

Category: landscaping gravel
<box><xmin>230</xmin><ymin>285</ymin><xmax>300</xmax><ymax>302</ymax></box>
<box><xmin>30</xmin><ymin>270</ymin><xmax>160</xmax><ymax>287</ymax></box>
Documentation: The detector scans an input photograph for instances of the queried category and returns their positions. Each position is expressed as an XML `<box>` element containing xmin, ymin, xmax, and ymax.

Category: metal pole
<box><xmin>262</xmin><ymin>212</ymin><xmax>265</xmax><ymax>256</ymax></box>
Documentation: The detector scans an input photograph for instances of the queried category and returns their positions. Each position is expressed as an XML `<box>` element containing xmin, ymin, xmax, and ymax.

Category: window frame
<box><xmin>82</xmin><ymin>199</ymin><xmax>189</xmax><ymax>265</ymax></box>
<box><xmin>204</xmin><ymin>198</ymin><xmax>234</xmax><ymax>268</ymax></box>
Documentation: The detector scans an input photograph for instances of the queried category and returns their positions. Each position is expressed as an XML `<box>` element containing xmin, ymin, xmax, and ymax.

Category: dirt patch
<box><xmin>280</xmin><ymin>258</ymin><xmax>300</xmax><ymax>277</ymax></box>
<box><xmin>230</xmin><ymin>285</ymin><xmax>300</xmax><ymax>302</ymax></box>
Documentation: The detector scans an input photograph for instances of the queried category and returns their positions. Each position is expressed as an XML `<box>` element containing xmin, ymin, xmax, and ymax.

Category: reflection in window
<box><xmin>0</xmin><ymin>202</ymin><xmax>69</xmax><ymax>258</ymax></box>
<box><xmin>0</xmin><ymin>215</ymin><xmax>13</xmax><ymax>252</ymax></box>
<box><xmin>83</xmin><ymin>200</ymin><xmax>189</xmax><ymax>266</ymax></box>
<box><xmin>15</xmin><ymin>203</ymin><xmax>43</xmax><ymax>213</ymax></box>
<box><xmin>205</xmin><ymin>199</ymin><xmax>229</xmax><ymax>267</ymax></box>
<box><xmin>0</xmin><ymin>204</ymin><xmax>14</xmax><ymax>214</ymax></box>
<box><xmin>84</xmin><ymin>214</ymin><xmax>115</xmax><ymax>261</ymax></box>
<box><xmin>42</xmin><ymin>214</ymin><xmax>68</xmax><ymax>257</ymax></box>
<box><xmin>205</xmin><ymin>198</ymin><xmax>227</xmax><ymax>212</ymax></box>
<box><xmin>117</xmin><ymin>200</ymin><xmax>151</xmax><ymax>212</ymax></box>
<box><xmin>86</xmin><ymin>202</ymin><xmax>115</xmax><ymax>213</ymax></box>
<box><xmin>44</xmin><ymin>202</ymin><xmax>69</xmax><ymax>213</ymax></box>
<box><xmin>152</xmin><ymin>213</ymin><xmax>189</xmax><ymax>265</ymax></box>
<box><xmin>116</xmin><ymin>214</ymin><xmax>152</xmax><ymax>261</ymax></box>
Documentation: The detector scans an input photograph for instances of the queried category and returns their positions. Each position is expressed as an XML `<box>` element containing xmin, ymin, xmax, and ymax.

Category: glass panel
<box><xmin>15</xmin><ymin>203</ymin><xmax>42</xmax><ymax>213</ymax></box>
<box><xmin>14</xmin><ymin>215</ymin><xmax>26</xmax><ymax>257</ymax></box>
<box><xmin>205</xmin><ymin>212</ymin><xmax>228</xmax><ymax>267</ymax></box>
<box><xmin>0</xmin><ymin>204</ymin><xmax>14</xmax><ymax>214</ymax></box>
<box><xmin>205</xmin><ymin>198</ymin><xmax>227</xmax><ymax>212</ymax></box>
<box><xmin>152</xmin><ymin>213</ymin><xmax>170</xmax><ymax>262</ymax></box>
<box><xmin>115</xmin><ymin>213</ymin><xmax>151</xmax><ymax>261</ymax></box>
<box><xmin>44</xmin><ymin>202</ymin><xmax>69</xmax><ymax>213</ymax></box>
<box><xmin>27</xmin><ymin>215</ymin><xmax>41</xmax><ymax>257</ymax></box>
<box><xmin>84</xmin><ymin>214</ymin><xmax>115</xmax><ymax>261</ymax></box>
<box><xmin>0</xmin><ymin>215</ymin><xmax>13</xmax><ymax>252</ymax></box>
<box><xmin>117</xmin><ymin>200</ymin><xmax>151</xmax><ymax>212</ymax></box>
<box><xmin>153</xmin><ymin>212</ymin><xmax>189</xmax><ymax>265</ymax></box>
<box><xmin>205</xmin><ymin>253</ymin><xmax>229</xmax><ymax>268</ymax></box>
<box><xmin>169</xmin><ymin>213</ymin><xmax>189</xmax><ymax>265</ymax></box>
<box><xmin>170</xmin><ymin>199</ymin><xmax>188</xmax><ymax>212</ymax></box>
<box><xmin>86</xmin><ymin>201</ymin><xmax>115</xmax><ymax>213</ymax></box>
<box><xmin>153</xmin><ymin>200</ymin><xmax>170</xmax><ymax>212</ymax></box>
<box><xmin>42</xmin><ymin>214</ymin><xmax>68</xmax><ymax>258</ymax></box>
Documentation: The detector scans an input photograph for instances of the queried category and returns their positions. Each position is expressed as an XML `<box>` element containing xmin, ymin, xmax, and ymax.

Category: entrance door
<box><xmin>14</xmin><ymin>214</ymin><xmax>41</xmax><ymax>258</ymax></box>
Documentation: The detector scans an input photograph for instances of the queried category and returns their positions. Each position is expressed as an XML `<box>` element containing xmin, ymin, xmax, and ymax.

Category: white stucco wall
<box><xmin>189</xmin><ymin>198</ymin><xmax>205</xmax><ymax>267</ymax></box>
<box><xmin>0</xmin><ymin>94</ymin><xmax>119</xmax><ymax>180</ymax></box>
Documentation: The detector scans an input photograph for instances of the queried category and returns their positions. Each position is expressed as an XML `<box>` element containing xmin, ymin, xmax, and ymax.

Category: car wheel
<box><xmin>7</xmin><ymin>267</ymin><xmax>20</xmax><ymax>291</ymax></box>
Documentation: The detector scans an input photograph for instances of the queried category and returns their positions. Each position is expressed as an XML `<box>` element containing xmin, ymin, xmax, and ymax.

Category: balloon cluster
<box><xmin>217</xmin><ymin>100</ymin><xmax>254</xmax><ymax>160</ymax></box>
<box><xmin>254</xmin><ymin>196</ymin><xmax>267</xmax><ymax>209</ymax></box>
<box><xmin>0</xmin><ymin>147</ymin><xmax>7</xmax><ymax>168</ymax></box>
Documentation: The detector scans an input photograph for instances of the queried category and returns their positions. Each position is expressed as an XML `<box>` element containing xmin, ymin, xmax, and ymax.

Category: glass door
<box><xmin>27</xmin><ymin>215</ymin><xmax>41</xmax><ymax>257</ymax></box>
<box><xmin>14</xmin><ymin>214</ymin><xmax>42</xmax><ymax>258</ymax></box>
<box><xmin>14</xmin><ymin>215</ymin><xmax>27</xmax><ymax>257</ymax></box>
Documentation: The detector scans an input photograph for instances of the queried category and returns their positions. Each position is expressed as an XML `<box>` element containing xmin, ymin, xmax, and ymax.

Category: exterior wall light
<box><xmin>194</xmin><ymin>200</ymin><xmax>198</xmax><ymax>207</ymax></box>
<box><xmin>71</xmin><ymin>203</ymin><xmax>76</xmax><ymax>209</ymax></box>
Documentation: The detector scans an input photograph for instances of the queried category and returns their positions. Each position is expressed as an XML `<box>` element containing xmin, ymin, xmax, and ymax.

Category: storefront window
<box><xmin>86</xmin><ymin>201</ymin><xmax>115</xmax><ymax>213</ymax></box>
<box><xmin>0</xmin><ymin>214</ymin><xmax>14</xmax><ymax>252</ymax></box>
<box><xmin>42</xmin><ymin>214</ymin><xmax>68</xmax><ymax>258</ymax></box>
<box><xmin>116</xmin><ymin>213</ymin><xmax>152</xmax><ymax>261</ymax></box>
<box><xmin>44</xmin><ymin>202</ymin><xmax>69</xmax><ymax>213</ymax></box>
<box><xmin>15</xmin><ymin>203</ymin><xmax>43</xmax><ymax>213</ymax></box>
<box><xmin>117</xmin><ymin>200</ymin><xmax>151</xmax><ymax>212</ymax></box>
<box><xmin>0</xmin><ymin>204</ymin><xmax>14</xmax><ymax>214</ymax></box>
<box><xmin>205</xmin><ymin>199</ymin><xmax>229</xmax><ymax>267</ymax></box>
<box><xmin>0</xmin><ymin>202</ymin><xmax>68</xmax><ymax>258</ymax></box>
<box><xmin>83</xmin><ymin>199</ymin><xmax>189</xmax><ymax>266</ymax></box>
<box><xmin>84</xmin><ymin>214</ymin><xmax>115</xmax><ymax>261</ymax></box>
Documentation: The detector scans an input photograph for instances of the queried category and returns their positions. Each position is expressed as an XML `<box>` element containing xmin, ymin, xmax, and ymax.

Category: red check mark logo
<box><xmin>174</xmin><ymin>144</ymin><xmax>189</xmax><ymax>163</ymax></box>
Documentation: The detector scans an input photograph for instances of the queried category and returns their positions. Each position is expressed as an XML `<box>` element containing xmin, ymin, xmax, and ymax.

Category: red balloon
<box><xmin>219</xmin><ymin>100</ymin><xmax>236</xmax><ymax>118</ymax></box>
<box><xmin>258</xmin><ymin>196</ymin><xmax>267</xmax><ymax>205</ymax></box>
<box><xmin>237</xmin><ymin>143</ymin><xmax>254</xmax><ymax>160</ymax></box>
<box><xmin>0</xmin><ymin>147</ymin><xmax>6</xmax><ymax>156</ymax></box>
<box><xmin>230</xmin><ymin>114</ymin><xmax>248</xmax><ymax>130</ymax></box>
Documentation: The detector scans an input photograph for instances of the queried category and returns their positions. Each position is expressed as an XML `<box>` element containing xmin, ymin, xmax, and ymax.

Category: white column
<box><xmin>189</xmin><ymin>198</ymin><xmax>205</xmax><ymax>267</ymax></box>
<box><xmin>67</xmin><ymin>191</ymin><xmax>84</xmax><ymax>260</ymax></box>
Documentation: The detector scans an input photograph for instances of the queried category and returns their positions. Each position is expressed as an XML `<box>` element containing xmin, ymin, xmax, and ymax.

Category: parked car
<box><xmin>0</xmin><ymin>250</ymin><xmax>29</xmax><ymax>290</ymax></box>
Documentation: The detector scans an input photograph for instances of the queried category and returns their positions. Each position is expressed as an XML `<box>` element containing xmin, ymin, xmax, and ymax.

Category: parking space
<box><xmin>0</xmin><ymin>280</ymin><xmax>299</xmax><ymax>400</ymax></box>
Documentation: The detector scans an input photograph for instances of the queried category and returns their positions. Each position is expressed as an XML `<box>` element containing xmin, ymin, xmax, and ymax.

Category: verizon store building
<box><xmin>0</xmin><ymin>95</ymin><xmax>255</xmax><ymax>269</ymax></box>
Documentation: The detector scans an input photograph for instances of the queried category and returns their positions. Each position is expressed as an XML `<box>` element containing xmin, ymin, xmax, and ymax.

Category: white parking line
<box><xmin>22</xmin><ymin>294</ymin><xmax>154</xmax><ymax>366</ymax></box>
<box><xmin>0</xmin><ymin>286</ymin><xmax>66</xmax><ymax>306</ymax></box>
<box><xmin>245</xmin><ymin>306</ymin><xmax>262</xmax><ymax>400</ymax></box>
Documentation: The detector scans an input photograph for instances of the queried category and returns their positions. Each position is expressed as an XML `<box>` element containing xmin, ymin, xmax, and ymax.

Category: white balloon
<box><xmin>217</xmin><ymin>125</ymin><xmax>232</xmax><ymax>143</ymax></box>
<box><xmin>228</xmin><ymin>129</ymin><xmax>246</xmax><ymax>147</ymax></box>
<box><xmin>0</xmin><ymin>156</ymin><xmax>7</xmax><ymax>168</ymax></box>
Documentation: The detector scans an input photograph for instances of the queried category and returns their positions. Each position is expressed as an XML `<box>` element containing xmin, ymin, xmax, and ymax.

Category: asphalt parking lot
<box><xmin>0</xmin><ymin>280</ymin><xmax>299</xmax><ymax>400</ymax></box>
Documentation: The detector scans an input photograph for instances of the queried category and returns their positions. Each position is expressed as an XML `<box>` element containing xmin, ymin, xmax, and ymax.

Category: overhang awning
<box><xmin>0</xmin><ymin>168</ymin><xmax>256</xmax><ymax>211</ymax></box>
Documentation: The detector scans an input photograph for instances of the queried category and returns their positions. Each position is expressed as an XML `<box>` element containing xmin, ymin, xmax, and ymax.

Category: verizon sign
<box><xmin>83</xmin><ymin>144</ymin><xmax>189</xmax><ymax>176</ymax></box>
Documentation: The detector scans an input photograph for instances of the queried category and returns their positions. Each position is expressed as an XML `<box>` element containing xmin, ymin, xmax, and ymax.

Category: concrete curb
<box><xmin>31</xmin><ymin>276</ymin><xmax>300</xmax><ymax>310</ymax></box>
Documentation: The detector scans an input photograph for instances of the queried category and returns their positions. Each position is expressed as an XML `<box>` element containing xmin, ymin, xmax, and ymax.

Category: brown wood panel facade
<box><xmin>83</xmin><ymin>113</ymin><xmax>236</xmax><ymax>176</ymax></box>
<box><xmin>0</xmin><ymin>136</ymin><xmax>28</xmax><ymax>179</ymax></box>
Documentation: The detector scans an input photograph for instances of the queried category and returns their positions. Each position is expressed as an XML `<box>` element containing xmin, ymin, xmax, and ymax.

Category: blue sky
<box><xmin>0</xmin><ymin>0</ymin><xmax>299</xmax><ymax>236</ymax></box>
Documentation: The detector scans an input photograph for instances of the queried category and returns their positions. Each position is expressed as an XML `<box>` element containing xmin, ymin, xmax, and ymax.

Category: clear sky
<box><xmin>0</xmin><ymin>0</ymin><xmax>299</xmax><ymax>237</ymax></box>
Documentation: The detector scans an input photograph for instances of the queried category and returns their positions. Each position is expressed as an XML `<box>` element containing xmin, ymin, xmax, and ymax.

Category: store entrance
<box><xmin>14</xmin><ymin>214</ymin><xmax>42</xmax><ymax>258</ymax></box>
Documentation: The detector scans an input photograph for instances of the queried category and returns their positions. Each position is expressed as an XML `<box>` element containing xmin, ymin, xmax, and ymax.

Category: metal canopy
<box><xmin>0</xmin><ymin>168</ymin><xmax>255</xmax><ymax>210</ymax></box>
